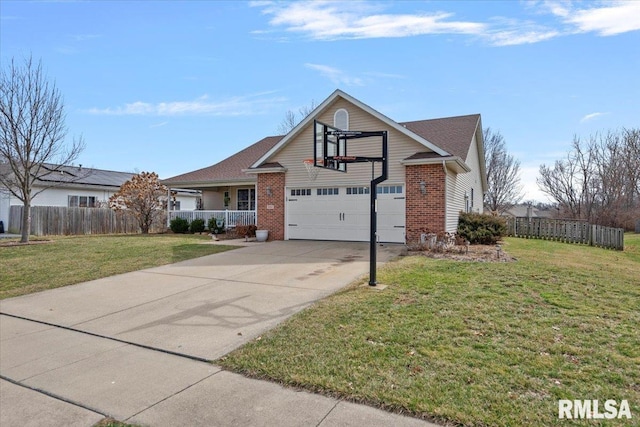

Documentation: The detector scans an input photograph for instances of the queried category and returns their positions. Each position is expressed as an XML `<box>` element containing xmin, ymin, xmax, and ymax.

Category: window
<box><xmin>346</xmin><ymin>187</ymin><xmax>370</xmax><ymax>195</ymax></box>
<box><xmin>470</xmin><ymin>188</ymin><xmax>475</xmax><ymax>210</ymax></box>
<box><xmin>376</xmin><ymin>185</ymin><xmax>403</xmax><ymax>194</ymax></box>
<box><xmin>333</xmin><ymin>108</ymin><xmax>349</xmax><ymax>130</ymax></box>
<box><xmin>316</xmin><ymin>188</ymin><xmax>340</xmax><ymax>196</ymax></box>
<box><xmin>237</xmin><ymin>188</ymin><xmax>255</xmax><ymax>210</ymax></box>
<box><xmin>223</xmin><ymin>191</ymin><xmax>230</xmax><ymax>208</ymax></box>
<box><xmin>290</xmin><ymin>188</ymin><xmax>311</xmax><ymax>196</ymax></box>
<box><xmin>68</xmin><ymin>195</ymin><xmax>97</xmax><ymax>208</ymax></box>
<box><xmin>170</xmin><ymin>200</ymin><xmax>181</xmax><ymax>211</ymax></box>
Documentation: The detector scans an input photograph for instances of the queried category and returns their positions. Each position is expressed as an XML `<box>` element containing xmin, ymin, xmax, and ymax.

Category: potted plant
<box><xmin>255</xmin><ymin>229</ymin><xmax>268</xmax><ymax>242</ymax></box>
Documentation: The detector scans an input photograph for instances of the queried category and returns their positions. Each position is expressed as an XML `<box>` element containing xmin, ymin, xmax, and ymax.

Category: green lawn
<box><xmin>0</xmin><ymin>234</ymin><xmax>237</xmax><ymax>299</ymax></box>
<box><xmin>219</xmin><ymin>235</ymin><xmax>640</xmax><ymax>426</ymax></box>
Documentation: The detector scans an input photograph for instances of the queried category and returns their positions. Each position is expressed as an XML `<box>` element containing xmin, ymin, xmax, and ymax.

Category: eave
<box><xmin>400</xmin><ymin>156</ymin><xmax>471</xmax><ymax>174</ymax></box>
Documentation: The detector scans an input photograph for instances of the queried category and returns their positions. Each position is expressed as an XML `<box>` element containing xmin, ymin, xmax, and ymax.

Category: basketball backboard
<box><xmin>314</xmin><ymin>120</ymin><xmax>347</xmax><ymax>172</ymax></box>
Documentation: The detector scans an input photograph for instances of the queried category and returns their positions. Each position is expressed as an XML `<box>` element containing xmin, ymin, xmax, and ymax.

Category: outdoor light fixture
<box><xmin>266</xmin><ymin>186</ymin><xmax>272</xmax><ymax>197</ymax></box>
<box><xmin>419</xmin><ymin>181</ymin><xmax>427</xmax><ymax>195</ymax></box>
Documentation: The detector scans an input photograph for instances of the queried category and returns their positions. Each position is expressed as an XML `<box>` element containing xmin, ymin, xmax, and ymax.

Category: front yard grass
<box><xmin>219</xmin><ymin>235</ymin><xmax>640</xmax><ymax>426</ymax></box>
<box><xmin>0</xmin><ymin>234</ymin><xmax>237</xmax><ymax>299</ymax></box>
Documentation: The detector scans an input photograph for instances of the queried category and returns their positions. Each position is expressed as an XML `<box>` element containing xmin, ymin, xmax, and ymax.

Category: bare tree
<box><xmin>483</xmin><ymin>128</ymin><xmax>523</xmax><ymax>214</ymax></box>
<box><xmin>277</xmin><ymin>100</ymin><xmax>318</xmax><ymax>134</ymax></box>
<box><xmin>0</xmin><ymin>56</ymin><xmax>85</xmax><ymax>242</ymax></box>
<box><xmin>538</xmin><ymin>129</ymin><xmax>640</xmax><ymax>228</ymax></box>
<box><xmin>109</xmin><ymin>172</ymin><xmax>168</xmax><ymax>234</ymax></box>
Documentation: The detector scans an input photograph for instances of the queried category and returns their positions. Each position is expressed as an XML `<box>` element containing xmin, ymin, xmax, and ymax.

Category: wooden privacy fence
<box><xmin>9</xmin><ymin>206</ymin><xmax>165</xmax><ymax>236</ymax></box>
<box><xmin>506</xmin><ymin>217</ymin><xmax>624</xmax><ymax>251</ymax></box>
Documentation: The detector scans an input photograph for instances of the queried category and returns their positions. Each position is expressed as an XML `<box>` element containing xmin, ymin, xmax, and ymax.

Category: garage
<box><xmin>286</xmin><ymin>184</ymin><xmax>405</xmax><ymax>243</ymax></box>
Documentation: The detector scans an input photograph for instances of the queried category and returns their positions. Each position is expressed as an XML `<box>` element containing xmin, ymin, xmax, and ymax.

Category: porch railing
<box><xmin>167</xmin><ymin>210</ymin><xmax>256</xmax><ymax>229</ymax></box>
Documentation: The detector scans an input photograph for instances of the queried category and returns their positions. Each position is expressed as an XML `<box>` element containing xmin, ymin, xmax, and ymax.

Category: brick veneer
<box><xmin>256</xmin><ymin>172</ymin><xmax>285</xmax><ymax>240</ymax></box>
<box><xmin>405</xmin><ymin>164</ymin><xmax>446</xmax><ymax>243</ymax></box>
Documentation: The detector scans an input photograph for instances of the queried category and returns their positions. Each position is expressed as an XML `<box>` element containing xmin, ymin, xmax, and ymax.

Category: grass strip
<box><xmin>0</xmin><ymin>234</ymin><xmax>236</xmax><ymax>299</ymax></box>
<box><xmin>219</xmin><ymin>235</ymin><xmax>640</xmax><ymax>426</ymax></box>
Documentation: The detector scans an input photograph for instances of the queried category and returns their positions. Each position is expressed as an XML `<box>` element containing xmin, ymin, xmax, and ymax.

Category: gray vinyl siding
<box><xmin>445</xmin><ymin>132</ymin><xmax>484</xmax><ymax>232</ymax></box>
<box><xmin>271</xmin><ymin>98</ymin><xmax>430</xmax><ymax>188</ymax></box>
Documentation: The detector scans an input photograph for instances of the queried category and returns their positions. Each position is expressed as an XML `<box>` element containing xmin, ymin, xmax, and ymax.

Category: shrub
<box><xmin>457</xmin><ymin>212</ymin><xmax>506</xmax><ymax>245</ymax></box>
<box><xmin>208</xmin><ymin>217</ymin><xmax>225</xmax><ymax>234</ymax></box>
<box><xmin>190</xmin><ymin>218</ymin><xmax>205</xmax><ymax>233</ymax></box>
<box><xmin>235</xmin><ymin>224</ymin><xmax>257</xmax><ymax>237</ymax></box>
<box><xmin>169</xmin><ymin>217</ymin><xmax>190</xmax><ymax>234</ymax></box>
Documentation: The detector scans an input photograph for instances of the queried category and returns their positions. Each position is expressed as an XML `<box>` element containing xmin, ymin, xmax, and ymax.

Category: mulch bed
<box><xmin>409</xmin><ymin>243</ymin><xmax>516</xmax><ymax>262</ymax></box>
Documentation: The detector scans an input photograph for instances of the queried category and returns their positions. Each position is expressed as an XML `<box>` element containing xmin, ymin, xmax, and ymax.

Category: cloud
<box><xmin>580</xmin><ymin>112</ymin><xmax>610</xmax><ymax>123</ymax></box>
<box><xmin>149</xmin><ymin>121</ymin><xmax>169</xmax><ymax>128</ymax></box>
<box><xmin>255</xmin><ymin>1</ymin><xmax>487</xmax><ymax>41</ymax></box>
<box><xmin>86</xmin><ymin>93</ymin><xmax>287</xmax><ymax>116</ymax></box>
<box><xmin>551</xmin><ymin>1</ymin><xmax>640</xmax><ymax>36</ymax></box>
<box><xmin>304</xmin><ymin>63</ymin><xmax>365</xmax><ymax>86</ymax></box>
<box><xmin>252</xmin><ymin>1</ymin><xmax>640</xmax><ymax>46</ymax></box>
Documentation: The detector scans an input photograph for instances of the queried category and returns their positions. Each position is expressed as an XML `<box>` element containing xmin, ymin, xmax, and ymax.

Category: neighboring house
<box><xmin>0</xmin><ymin>164</ymin><xmax>200</xmax><ymax>228</ymax></box>
<box><xmin>163</xmin><ymin>89</ymin><xmax>487</xmax><ymax>244</ymax></box>
<box><xmin>0</xmin><ymin>188</ymin><xmax>10</xmax><ymax>232</ymax></box>
<box><xmin>503</xmin><ymin>204</ymin><xmax>556</xmax><ymax>219</ymax></box>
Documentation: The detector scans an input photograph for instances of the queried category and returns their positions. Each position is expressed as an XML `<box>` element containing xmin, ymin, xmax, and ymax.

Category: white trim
<box><xmin>333</xmin><ymin>108</ymin><xmax>349</xmax><ymax>130</ymax></box>
<box><xmin>250</xmin><ymin>89</ymin><xmax>450</xmax><ymax>169</ymax></box>
<box><xmin>400</xmin><ymin>156</ymin><xmax>471</xmax><ymax>173</ymax></box>
<box><xmin>242</xmin><ymin>167</ymin><xmax>287</xmax><ymax>174</ymax></box>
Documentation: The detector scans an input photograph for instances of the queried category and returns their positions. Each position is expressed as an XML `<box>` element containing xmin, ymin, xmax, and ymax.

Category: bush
<box><xmin>190</xmin><ymin>218</ymin><xmax>205</xmax><ymax>233</ymax></box>
<box><xmin>457</xmin><ymin>212</ymin><xmax>506</xmax><ymax>245</ymax></box>
<box><xmin>208</xmin><ymin>217</ymin><xmax>225</xmax><ymax>234</ymax></box>
<box><xmin>235</xmin><ymin>224</ymin><xmax>257</xmax><ymax>237</ymax></box>
<box><xmin>169</xmin><ymin>217</ymin><xmax>190</xmax><ymax>234</ymax></box>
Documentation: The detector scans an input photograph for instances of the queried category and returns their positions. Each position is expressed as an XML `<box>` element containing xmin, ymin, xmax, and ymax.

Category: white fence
<box><xmin>168</xmin><ymin>210</ymin><xmax>256</xmax><ymax>229</ymax></box>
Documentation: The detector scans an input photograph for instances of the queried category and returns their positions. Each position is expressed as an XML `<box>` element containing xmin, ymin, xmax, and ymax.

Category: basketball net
<box><xmin>303</xmin><ymin>159</ymin><xmax>320</xmax><ymax>181</ymax></box>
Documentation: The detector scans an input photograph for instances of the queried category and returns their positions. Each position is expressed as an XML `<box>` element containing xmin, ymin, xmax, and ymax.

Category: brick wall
<box><xmin>256</xmin><ymin>172</ymin><xmax>285</xmax><ymax>240</ymax></box>
<box><xmin>405</xmin><ymin>164</ymin><xmax>446</xmax><ymax>243</ymax></box>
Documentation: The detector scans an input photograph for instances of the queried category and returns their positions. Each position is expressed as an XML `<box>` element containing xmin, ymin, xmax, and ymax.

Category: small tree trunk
<box><xmin>21</xmin><ymin>200</ymin><xmax>31</xmax><ymax>243</ymax></box>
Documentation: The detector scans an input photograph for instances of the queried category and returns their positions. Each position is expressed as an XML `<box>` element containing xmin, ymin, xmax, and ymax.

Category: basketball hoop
<box><xmin>303</xmin><ymin>158</ymin><xmax>320</xmax><ymax>181</ymax></box>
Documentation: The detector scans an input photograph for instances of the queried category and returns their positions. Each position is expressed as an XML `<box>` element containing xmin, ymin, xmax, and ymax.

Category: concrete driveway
<box><xmin>1</xmin><ymin>240</ymin><xmax>437</xmax><ymax>427</ymax></box>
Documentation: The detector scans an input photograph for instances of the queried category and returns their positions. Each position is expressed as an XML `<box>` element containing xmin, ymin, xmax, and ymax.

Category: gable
<box><xmin>268</xmin><ymin>97</ymin><xmax>439</xmax><ymax>186</ymax></box>
<box><xmin>251</xmin><ymin>89</ymin><xmax>450</xmax><ymax>169</ymax></box>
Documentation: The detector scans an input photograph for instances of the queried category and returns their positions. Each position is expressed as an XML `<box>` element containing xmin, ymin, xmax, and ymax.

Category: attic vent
<box><xmin>333</xmin><ymin>108</ymin><xmax>349</xmax><ymax>130</ymax></box>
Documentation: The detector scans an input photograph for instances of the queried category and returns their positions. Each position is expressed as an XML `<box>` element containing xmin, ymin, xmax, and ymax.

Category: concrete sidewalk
<box><xmin>1</xmin><ymin>240</ymin><xmax>438</xmax><ymax>427</ymax></box>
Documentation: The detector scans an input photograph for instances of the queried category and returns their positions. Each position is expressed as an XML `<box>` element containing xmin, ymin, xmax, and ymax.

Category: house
<box><xmin>0</xmin><ymin>164</ymin><xmax>200</xmax><ymax>231</ymax></box>
<box><xmin>503</xmin><ymin>204</ymin><xmax>557</xmax><ymax>219</ymax></box>
<box><xmin>162</xmin><ymin>90</ymin><xmax>487</xmax><ymax>244</ymax></box>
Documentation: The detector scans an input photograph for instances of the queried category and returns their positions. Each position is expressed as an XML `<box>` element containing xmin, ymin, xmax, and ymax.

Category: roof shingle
<box><xmin>162</xmin><ymin>135</ymin><xmax>283</xmax><ymax>185</ymax></box>
<box><xmin>400</xmin><ymin>114</ymin><xmax>480</xmax><ymax>161</ymax></box>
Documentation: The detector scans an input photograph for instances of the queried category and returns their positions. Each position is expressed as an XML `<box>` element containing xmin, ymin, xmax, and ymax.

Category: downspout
<box><xmin>442</xmin><ymin>161</ymin><xmax>448</xmax><ymax>233</ymax></box>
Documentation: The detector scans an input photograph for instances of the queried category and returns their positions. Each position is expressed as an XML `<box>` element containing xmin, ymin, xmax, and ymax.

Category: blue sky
<box><xmin>1</xmin><ymin>0</ymin><xmax>639</xmax><ymax>202</ymax></box>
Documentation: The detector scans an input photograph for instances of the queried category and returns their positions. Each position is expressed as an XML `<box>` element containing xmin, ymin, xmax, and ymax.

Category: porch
<box><xmin>168</xmin><ymin>210</ymin><xmax>256</xmax><ymax>229</ymax></box>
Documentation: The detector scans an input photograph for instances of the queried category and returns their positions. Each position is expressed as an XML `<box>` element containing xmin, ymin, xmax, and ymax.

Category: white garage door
<box><xmin>286</xmin><ymin>185</ymin><xmax>405</xmax><ymax>243</ymax></box>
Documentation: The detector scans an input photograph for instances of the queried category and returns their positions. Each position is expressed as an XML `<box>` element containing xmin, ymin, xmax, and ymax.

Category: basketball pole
<box><xmin>314</xmin><ymin>121</ymin><xmax>389</xmax><ymax>287</ymax></box>
<box><xmin>368</xmin><ymin>131</ymin><xmax>388</xmax><ymax>286</ymax></box>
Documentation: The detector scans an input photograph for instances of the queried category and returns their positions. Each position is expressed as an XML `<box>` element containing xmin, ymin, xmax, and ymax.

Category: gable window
<box><xmin>68</xmin><ymin>195</ymin><xmax>97</xmax><ymax>208</ymax></box>
<box><xmin>333</xmin><ymin>108</ymin><xmax>349</xmax><ymax>130</ymax></box>
<box><xmin>237</xmin><ymin>188</ymin><xmax>255</xmax><ymax>211</ymax></box>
